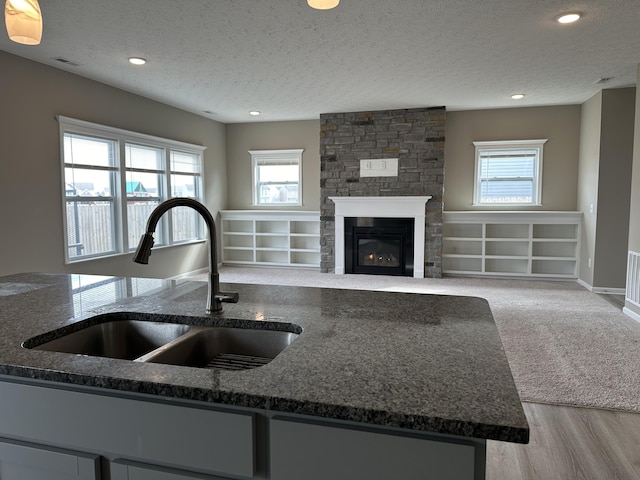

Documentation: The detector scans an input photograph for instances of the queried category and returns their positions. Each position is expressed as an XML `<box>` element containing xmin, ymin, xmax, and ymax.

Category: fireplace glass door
<box><xmin>345</xmin><ymin>217</ymin><xmax>414</xmax><ymax>276</ymax></box>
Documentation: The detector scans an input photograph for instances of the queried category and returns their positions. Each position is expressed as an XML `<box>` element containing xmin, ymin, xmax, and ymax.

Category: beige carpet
<box><xmin>192</xmin><ymin>266</ymin><xmax>640</xmax><ymax>413</ymax></box>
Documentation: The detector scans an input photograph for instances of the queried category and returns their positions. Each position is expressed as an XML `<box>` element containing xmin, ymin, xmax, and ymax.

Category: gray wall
<box><xmin>627</xmin><ymin>65</ymin><xmax>640</xmax><ymax>315</ymax></box>
<box><xmin>444</xmin><ymin>105</ymin><xmax>581</xmax><ymax>211</ymax></box>
<box><xmin>630</xmin><ymin>66</ymin><xmax>640</xmax><ymax>250</ymax></box>
<box><xmin>5</xmin><ymin>48</ymin><xmax>634</xmax><ymax>292</ymax></box>
<box><xmin>578</xmin><ymin>88</ymin><xmax>635</xmax><ymax>289</ymax></box>
<box><xmin>226</xmin><ymin>106</ymin><xmax>583</xmax><ymax>213</ymax></box>
<box><xmin>225</xmin><ymin>106</ymin><xmax>584</xmax><ymax>280</ymax></box>
<box><xmin>226</xmin><ymin>120</ymin><xmax>320</xmax><ymax>211</ymax></box>
<box><xmin>577</xmin><ymin>92</ymin><xmax>603</xmax><ymax>286</ymax></box>
<box><xmin>595</xmin><ymin>88</ymin><xmax>635</xmax><ymax>288</ymax></box>
<box><xmin>0</xmin><ymin>51</ymin><xmax>226</xmax><ymax>278</ymax></box>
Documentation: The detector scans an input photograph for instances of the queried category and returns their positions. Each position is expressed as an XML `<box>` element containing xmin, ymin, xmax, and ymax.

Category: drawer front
<box><xmin>270</xmin><ymin>417</ymin><xmax>476</xmax><ymax>480</ymax></box>
<box><xmin>0</xmin><ymin>437</ymin><xmax>100</xmax><ymax>480</ymax></box>
<box><xmin>0</xmin><ymin>381</ymin><xmax>254</xmax><ymax>478</ymax></box>
<box><xmin>111</xmin><ymin>459</ymin><xmax>232</xmax><ymax>480</ymax></box>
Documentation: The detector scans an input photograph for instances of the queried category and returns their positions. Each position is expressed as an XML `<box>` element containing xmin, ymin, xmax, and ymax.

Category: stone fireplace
<box><xmin>320</xmin><ymin>107</ymin><xmax>445</xmax><ymax>278</ymax></box>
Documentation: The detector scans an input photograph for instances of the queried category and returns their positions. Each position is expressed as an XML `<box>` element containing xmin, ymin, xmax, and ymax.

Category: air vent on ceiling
<box><xmin>53</xmin><ymin>57</ymin><xmax>81</xmax><ymax>67</ymax></box>
<box><xmin>593</xmin><ymin>76</ymin><xmax>614</xmax><ymax>85</ymax></box>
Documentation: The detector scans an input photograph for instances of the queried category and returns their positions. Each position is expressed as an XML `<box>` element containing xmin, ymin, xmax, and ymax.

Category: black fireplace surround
<box><xmin>345</xmin><ymin>217</ymin><xmax>414</xmax><ymax>276</ymax></box>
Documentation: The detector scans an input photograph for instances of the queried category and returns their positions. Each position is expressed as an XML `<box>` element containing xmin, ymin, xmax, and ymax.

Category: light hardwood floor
<box><xmin>487</xmin><ymin>402</ymin><xmax>640</xmax><ymax>479</ymax></box>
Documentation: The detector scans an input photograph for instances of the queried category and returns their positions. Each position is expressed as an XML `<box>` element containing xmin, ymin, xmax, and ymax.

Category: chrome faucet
<box><xmin>132</xmin><ymin>198</ymin><xmax>238</xmax><ymax>313</ymax></box>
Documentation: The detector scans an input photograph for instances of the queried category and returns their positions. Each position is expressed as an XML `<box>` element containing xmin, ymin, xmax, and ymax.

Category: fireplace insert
<box><xmin>345</xmin><ymin>217</ymin><xmax>414</xmax><ymax>276</ymax></box>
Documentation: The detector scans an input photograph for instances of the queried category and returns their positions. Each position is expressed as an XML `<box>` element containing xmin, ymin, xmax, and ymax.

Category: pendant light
<box><xmin>307</xmin><ymin>0</ymin><xmax>340</xmax><ymax>10</ymax></box>
<box><xmin>5</xmin><ymin>0</ymin><xmax>42</xmax><ymax>45</ymax></box>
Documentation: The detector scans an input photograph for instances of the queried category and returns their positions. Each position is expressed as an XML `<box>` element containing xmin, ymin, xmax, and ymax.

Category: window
<box><xmin>71</xmin><ymin>275</ymin><xmax>165</xmax><ymax>315</ymax></box>
<box><xmin>250</xmin><ymin>149</ymin><xmax>303</xmax><ymax>206</ymax></box>
<box><xmin>473</xmin><ymin>139</ymin><xmax>547</xmax><ymax>206</ymax></box>
<box><xmin>59</xmin><ymin>116</ymin><xmax>205</xmax><ymax>262</ymax></box>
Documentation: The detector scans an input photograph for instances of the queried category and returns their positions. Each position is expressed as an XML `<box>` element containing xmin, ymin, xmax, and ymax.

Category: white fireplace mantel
<box><xmin>330</xmin><ymin>196</ymin><xmax>432</xmax><ymax>278</ymax></box>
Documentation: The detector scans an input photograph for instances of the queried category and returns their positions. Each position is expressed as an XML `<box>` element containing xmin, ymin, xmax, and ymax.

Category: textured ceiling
<box><xmin>1</xmin><ymin>0</ymin><xmax>639</xmax><ymax>123</ymax></box>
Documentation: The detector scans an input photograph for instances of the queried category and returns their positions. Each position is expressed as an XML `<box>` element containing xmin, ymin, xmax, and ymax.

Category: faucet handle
<box><xmin>216</xmin><ymin>291</ymin><xmax>239</xmax><ymax>303</ymax></box>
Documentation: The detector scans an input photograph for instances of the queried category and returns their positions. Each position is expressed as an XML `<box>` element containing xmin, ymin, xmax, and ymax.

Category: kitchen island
<box><xmin>0</xmin><ymin>272</ymin><xmax>528</xmax><ymax>479</ymax></box>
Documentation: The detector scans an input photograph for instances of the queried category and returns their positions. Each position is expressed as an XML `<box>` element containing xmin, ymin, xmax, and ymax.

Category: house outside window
<box><xmin>170</xmin><ymin>150</ymin><xmax>202</xmax><ymax>242</ymax></box>
<box><xmin>59</xmin><ymin>116</ymin><xmax>205</xmax><ymax>263</ymax></box>
<box><xmin>249</xmin><ymin>149</ymin><xmax>303</xmax><ymax>206</ymax></box>
<box><xmin>125</xmin><ymin>143</ymin><xmax>165</xmax><ymax>250</ymax></box>
<box><xmin>473</xmin><ymin>139</ymin><xmax>547</xmax><ymax>206</ymax></box>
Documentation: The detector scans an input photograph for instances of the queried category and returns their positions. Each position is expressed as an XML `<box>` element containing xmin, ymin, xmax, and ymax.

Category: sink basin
<box><xmin>24</xmin><ymin>312</ymin><xmax>301</xmax><ymax>370</ymax></box>
<box><xmin>141</xmin><ymin>327</ymin><xmax>299</xmax><ymax>370</ymax></box>
<box><xmin>29</xmin><ymin>319</ymin><xmax>191</xmax><ymax>360</ymax></box>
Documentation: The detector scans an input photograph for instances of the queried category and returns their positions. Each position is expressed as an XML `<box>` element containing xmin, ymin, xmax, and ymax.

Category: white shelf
<box><xmin>443</xmin><ymin>211</ymin><xmax>581</xmax><ymax>279</ymax></box>
<box><xmin>221</xmin><ymin>210</ymin><xmax>320</xmax><ymax>268</ymax></box>
<box><xmin>532</xmin><ymin>238</ymin><xmax>577</xmax><ymax>242</ymax></box>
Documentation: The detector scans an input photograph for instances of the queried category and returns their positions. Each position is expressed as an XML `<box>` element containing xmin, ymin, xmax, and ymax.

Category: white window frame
<box><xmin>473</xmin><ymin>139</ymin><xmax>547</xmax><ymax>206</ymax></box>
<box><xmin>58</xmin><ymin>116</ymin><xmax>206</xmax><ymax>263</ymax></box>
<box><xmin>250</xmin><ymin>149</ymin><xmax>303</xmax><ymax>207</ymax></box>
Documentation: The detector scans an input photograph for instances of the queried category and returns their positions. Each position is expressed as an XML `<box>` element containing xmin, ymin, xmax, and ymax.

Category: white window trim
<box><xmin>58</xmin><ymin>116</ymin><xmax>207</xmax><ymax>153</ymax></box>
<box><xmin>472</xmin><ymin>139</ymin><xmax>547</xmax><ymax>207</ymax></box>
<box><xmin>249</xmin><ymin>148</ymin><xmax>304</xmax><ymax>207</ymax></box>
<box><xmin>58</xmin><ymin>116</ymin><xmax>206</xmax><ymax>264</ymax></box>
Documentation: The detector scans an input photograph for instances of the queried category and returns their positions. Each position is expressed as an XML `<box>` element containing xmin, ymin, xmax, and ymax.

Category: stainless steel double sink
<box><xmin>23</xmin><ymin>312</ymin><xmax>301</xmax><ymax>371</ymax></box>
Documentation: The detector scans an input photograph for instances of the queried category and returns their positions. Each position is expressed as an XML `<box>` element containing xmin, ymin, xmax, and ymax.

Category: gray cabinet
<box><xmin>269</xmin><ymin>417</ymin><xmax>482</xmax><ymax>480</ymax></box>
<box><xmin>0</xmin><ymin>437</ymin><xmax>100</xmax><ymax>480</ymax></box>
<box><xmin>1</xmin><ymin>379</ymin><xmax>488</xmax><ymax>480</ymax></box>
<box><xmin>111</xmin><ymin>460</ymin><xmax>230</xmax><ymax>480</ymax></box>
<box><xmin>0</xmin><ymin>380</ymin><xmax>254</xmax><ymax>479</ymax></box>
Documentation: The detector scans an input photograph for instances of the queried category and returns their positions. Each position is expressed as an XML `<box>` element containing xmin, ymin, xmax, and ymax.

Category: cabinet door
<box><xmin>0</xmin><ymin>437</ymin><xmax>99</xmax><ymax>480</ymax></box>
<box><xmin>111</xmin><ymin>460</ymin><xmax>230</xmax><ymax>480</ymax></box>
<box><xmin>270</xmin><ymin>418</ymin><xmax>479</xmax><ymax>480</ymax></box>
<box><xmin>0</xmin><ymin>381</ymin><xmax>254</xmax><ymax>477</ymax></box>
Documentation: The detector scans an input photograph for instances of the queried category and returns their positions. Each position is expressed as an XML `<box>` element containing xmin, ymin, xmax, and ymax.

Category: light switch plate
<box><xmin>360</xmin><ymin>158</ymin><xmax>398</xmax><ymax>177</ymax></box>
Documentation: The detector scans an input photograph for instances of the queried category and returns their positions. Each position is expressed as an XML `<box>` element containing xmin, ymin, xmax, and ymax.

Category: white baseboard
<box><xmin>623</xmin><ymin>306</ymin><xmax>640</xmax><ymax>324</ymax></box>
<box><xmin>576</xmin><ymin>279</ymin><xmax>590</xmax><ymax>291</ymax></box>
<box><xmin>576</xmin><ymin>279</ymin><xmax>626</xmax><ymax>295</ymax></box>
<box><xmin>169</xmin><ymin>267</ymin><xmax>209</xmax><ymax>280</ymax></box>
<box><xmin>592</xmin><ymin>287</ymin><xmax>626</xmax><ymax>295</ymax></box>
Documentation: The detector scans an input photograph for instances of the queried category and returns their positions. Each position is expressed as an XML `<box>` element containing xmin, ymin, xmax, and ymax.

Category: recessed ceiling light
<box><xmin>557</xmin><ymin>13</ymin><xmax>581</xmax><ymax>24</ymax></box>
<box><xmin>307</xmin><ymin>0</ymin><xmax>340</xmax><ymax>10</ymax></box>
<box><xmin>128</xmin><ymin>57</ymin><xmax>147</xmax><ymax>65</ymax></box>
<box><xmin>511</xmin><ymin>94</ymin><xmax>525</xmax><ymax>100</ymax></box>
<box><xmin>249</xmin><ymin>111</ymin><xmax>261</xmax><ymax>116</ymax></box>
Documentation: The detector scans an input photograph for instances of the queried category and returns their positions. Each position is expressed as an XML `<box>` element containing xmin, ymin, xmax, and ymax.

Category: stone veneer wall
<box><xmin>320</xmin><ymin>107</ymin><xmax>445</xmax><ymax>278</ymax></box>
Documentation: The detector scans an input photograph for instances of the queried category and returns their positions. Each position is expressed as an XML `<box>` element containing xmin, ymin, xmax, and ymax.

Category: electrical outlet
<box><xmin>588</xmin><ymin>258</ymin><xmax>592</xmax><ymax>268</ymax></box>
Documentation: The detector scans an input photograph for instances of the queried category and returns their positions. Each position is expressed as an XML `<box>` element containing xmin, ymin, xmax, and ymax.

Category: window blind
<box><xmin>478</xmin><ymin>149</ymin><xmax>537</xmax><ymax>203</ymax></box>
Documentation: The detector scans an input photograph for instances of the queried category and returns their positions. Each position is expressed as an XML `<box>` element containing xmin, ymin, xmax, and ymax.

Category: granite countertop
<box><xmin>0</xmin><ymin>272</ymin><xmax>529</xmax><ymax>443</ymax></box>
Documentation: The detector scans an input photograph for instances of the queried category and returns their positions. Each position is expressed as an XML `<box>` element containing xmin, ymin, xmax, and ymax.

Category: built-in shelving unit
<box><xmin>220</xmin><ymin>210</ymin><xmax>320</xmax><ymax>268</ymax></box>
<box><xmin>443</xmin><ymin>211</ymin><xmax>582</xmax><ymax>279</ymax></box>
